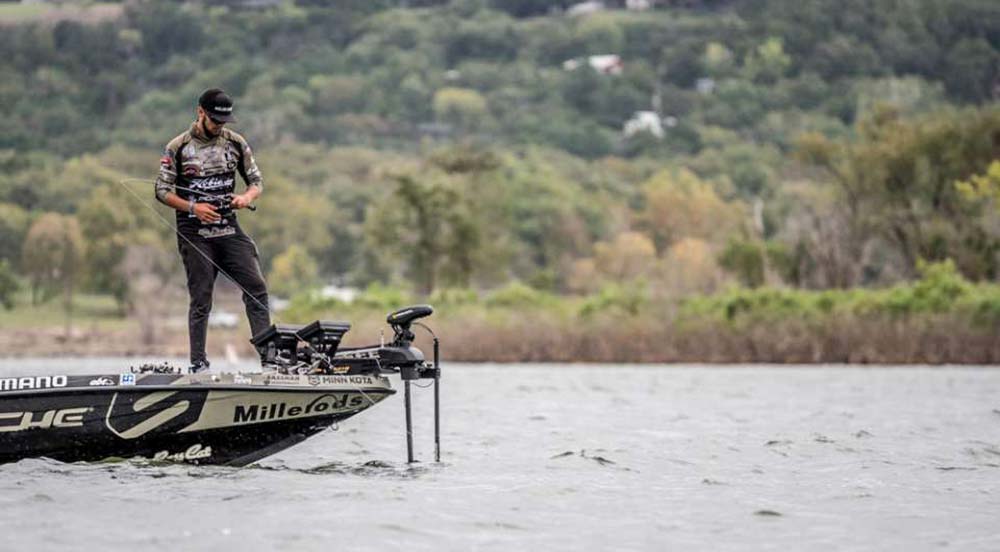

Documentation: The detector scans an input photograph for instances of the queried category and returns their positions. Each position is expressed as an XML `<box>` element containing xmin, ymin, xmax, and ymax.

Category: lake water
<box><xmin>0</xmin><ymin>359</ymin><xmax>998</xmax><ymax>551</ymax></box>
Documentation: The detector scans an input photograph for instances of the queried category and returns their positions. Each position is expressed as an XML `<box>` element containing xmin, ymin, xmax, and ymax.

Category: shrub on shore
<box><xmin>680</xmin><ymin>260</ymin><xmax>1000</xmax><ymax>328</ymax></box>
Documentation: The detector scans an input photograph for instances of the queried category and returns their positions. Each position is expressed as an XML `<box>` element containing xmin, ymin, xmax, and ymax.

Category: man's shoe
<box><xmin>188</xmin><ymin>361</ymin><xmax>210</xmax><ymax>374</ymax></box>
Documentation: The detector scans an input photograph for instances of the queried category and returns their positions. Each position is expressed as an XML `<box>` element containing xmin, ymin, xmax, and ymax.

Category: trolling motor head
<box><xmin>387</xmin><ymin>304</ymin><xmax>434</xmax><ymax>346</ymax></box>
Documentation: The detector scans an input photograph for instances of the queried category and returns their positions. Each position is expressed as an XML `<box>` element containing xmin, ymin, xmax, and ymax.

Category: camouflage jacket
<box><xmin>155</xmin><ymin>122</ymin><xmax>263</xmax><ymax>237</ymax></box>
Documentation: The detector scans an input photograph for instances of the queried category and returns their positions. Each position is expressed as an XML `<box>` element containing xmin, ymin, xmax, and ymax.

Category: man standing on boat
<box><xmin>154</xmin><ymin>88</ymin><xmax>270</xmax><ymax>373</ymax></box>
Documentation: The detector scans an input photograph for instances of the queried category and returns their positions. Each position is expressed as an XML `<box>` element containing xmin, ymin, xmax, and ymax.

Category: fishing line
<box><xmin>116</xmin><ymin>178</ymin><xmax>277</xmax><ymax>320</ymax></box>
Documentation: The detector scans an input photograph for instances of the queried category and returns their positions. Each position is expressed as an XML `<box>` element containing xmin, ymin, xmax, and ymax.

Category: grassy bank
<box><xmin>0</xmin><ymin>293</ymin><xmax>125</xmax><ymax>329</ymax></box>
<box><xmin>1</xmin><ymin>262</ymin><xmax>998</xmax><ymax>364</ymax></box>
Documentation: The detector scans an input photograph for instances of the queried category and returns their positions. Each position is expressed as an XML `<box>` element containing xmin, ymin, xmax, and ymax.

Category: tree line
<box><xmin>0</xmin><ymin>0</ymin><xmax>997</xmax><ymax>319</ymax></box>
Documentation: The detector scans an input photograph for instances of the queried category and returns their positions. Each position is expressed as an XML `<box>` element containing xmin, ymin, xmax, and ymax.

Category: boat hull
<box><xmin>0</xmin><ymin>372</ymin><xmax>395</xmax><ymax>466</ymax></box>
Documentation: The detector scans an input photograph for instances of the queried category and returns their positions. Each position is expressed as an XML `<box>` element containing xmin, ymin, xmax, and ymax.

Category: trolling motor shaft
<box><xmin>400</xmin><ymin>345</ymin><xmax>440</xmax><ymax>463</ymax></box>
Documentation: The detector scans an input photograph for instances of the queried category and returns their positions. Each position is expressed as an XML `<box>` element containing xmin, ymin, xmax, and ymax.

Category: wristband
<box><xmin>188</xmin><ymin>199</ymin><xmax>195</xmax><ymax>214</ymax></box>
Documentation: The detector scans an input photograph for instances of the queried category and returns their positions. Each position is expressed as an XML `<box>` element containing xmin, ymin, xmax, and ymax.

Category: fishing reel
<box><xmin>189</xmin><ymin>192</ymin><xmax>255</xmax><ymax>216</ymax></box>
<box><xmin>202</xmin><ymin>193</ymin><xmax>256</xmax><ymax>215</ymax></box>
<box><xmin>206</xmin><ymin>193</ymin><xmax>236</xmax><ymax>216</ymax></box>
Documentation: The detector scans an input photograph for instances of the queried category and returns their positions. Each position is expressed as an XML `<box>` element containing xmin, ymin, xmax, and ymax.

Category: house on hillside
<box><xmin>567</xmin><ymin>1</ymin><xmax>605</xmax><ymax>16</ymax></box>
<box><xmin>563</xmin><ymin>54</ymin><xmax>624</xmax><ymax>75</ymax></box>
<box><xmin>696</xmin><ymin>77</ymin><xmax>716</xmax><ymax>95</ymax></box>
<box><xmin>623</xmin><ymin>111</ymin><xmax>665</xmax><ymax>139</ymax></box>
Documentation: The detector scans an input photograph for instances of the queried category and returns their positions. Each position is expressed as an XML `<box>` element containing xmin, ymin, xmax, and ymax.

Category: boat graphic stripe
<box><xmin>105</xmin><ymin>391</ymin><xmax>205</xmax><ymax>440</ymax></box>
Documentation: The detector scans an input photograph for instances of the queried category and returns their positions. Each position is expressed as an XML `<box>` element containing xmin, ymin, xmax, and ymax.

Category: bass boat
<box><xmin>0</xmin><ymin>305</ymin><xmax>440</xmax><ymax>466</ymax></box>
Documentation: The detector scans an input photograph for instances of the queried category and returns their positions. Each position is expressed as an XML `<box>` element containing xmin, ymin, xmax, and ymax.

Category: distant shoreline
<box><xmin>2</xmin><ymin>322</ymin><xmax>997</xmax><ymax>365</ymax></box>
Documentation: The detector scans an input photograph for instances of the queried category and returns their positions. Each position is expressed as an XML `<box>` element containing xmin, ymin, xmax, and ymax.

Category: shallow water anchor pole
<box><xmin>404</xmin><ymin>379</ymin><xmax>415</xmax><ymax>463</ymax></box>
<box><xmin>400</xmin><ymin>322</ymin><xmax>440</xmax><ymax>464</ymax></box>
<box><xmin>433</xmin><ymin>336</ymin><xmax>441</xmax><ymax>463</ymax></box>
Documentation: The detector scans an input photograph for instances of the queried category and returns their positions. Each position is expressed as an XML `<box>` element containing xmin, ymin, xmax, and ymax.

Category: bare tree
<box><xmin>118</xmin><ymin>241</ymin><xmax>181</xmax><ymax>346</ymax></box>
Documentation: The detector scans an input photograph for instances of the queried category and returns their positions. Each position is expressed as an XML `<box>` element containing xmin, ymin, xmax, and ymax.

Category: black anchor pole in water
<box><xmin>434</xmin><ymin>336</ymin><xmax>440</xmax><ymax>463</ymax></box>
<box><xmin>404</xmin><ymin>378</ymin><xmax>415</xmax><ymax>464</ymax></box>
<box><xmin>400</xmin><ymin>335</ymin><xmax>440</xmax><ymax>464</ymax></box>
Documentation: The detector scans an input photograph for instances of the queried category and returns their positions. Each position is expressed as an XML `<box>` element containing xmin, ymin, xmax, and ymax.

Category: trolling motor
<box><xmin>250</xmin><ymin>305</ymin><xmax>442</xmax><ymax>463</ymax></box>
<box><xmin>386</xmin><ymin>305</ymin><xmax>441</xmax><ymax>463</ymax></box>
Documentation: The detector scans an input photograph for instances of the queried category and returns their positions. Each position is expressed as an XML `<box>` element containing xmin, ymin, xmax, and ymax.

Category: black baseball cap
<box><xmin>198</xmin><ymin>88</ymin><xmax>236</xmax><ymax>123</ymax></box>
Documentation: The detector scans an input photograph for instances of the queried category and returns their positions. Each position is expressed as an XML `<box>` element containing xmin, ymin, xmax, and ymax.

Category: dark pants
<box><xmin>177</xmin><ymin>224</ymin><xmax>270</xmax><ymax>366</ymax></box>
